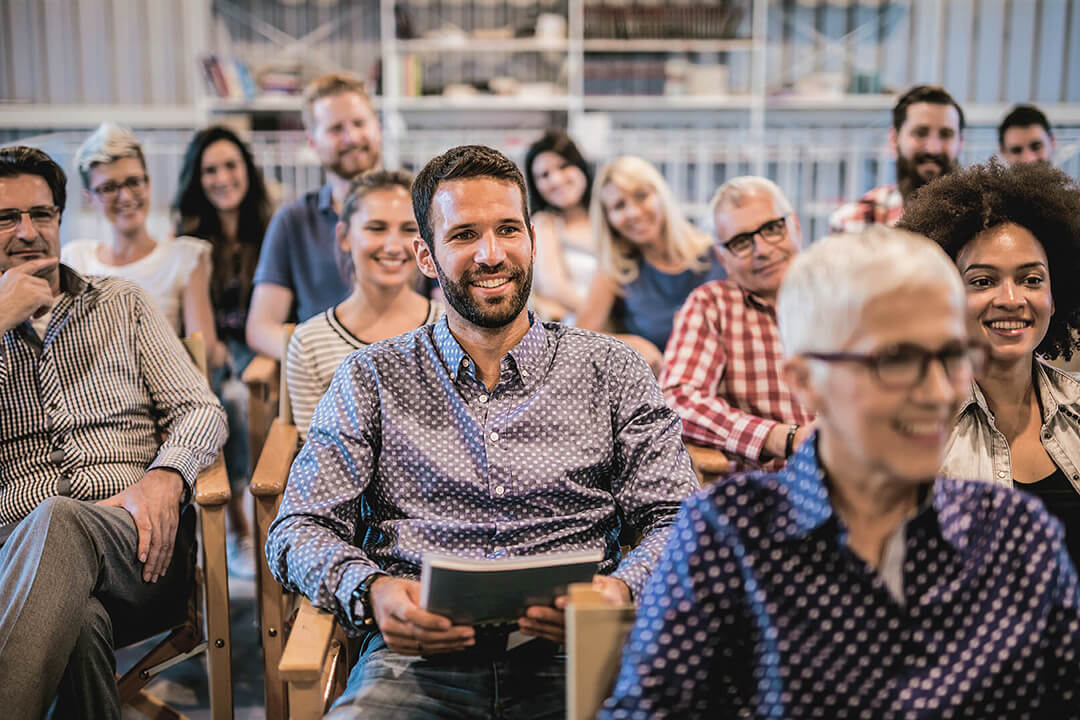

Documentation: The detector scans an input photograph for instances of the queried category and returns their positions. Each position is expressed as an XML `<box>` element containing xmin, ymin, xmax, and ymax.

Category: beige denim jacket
<box><xmin>941</xmin><ymin>358</ymin><xmax>1080</xmax><ymax>491</ymax></box>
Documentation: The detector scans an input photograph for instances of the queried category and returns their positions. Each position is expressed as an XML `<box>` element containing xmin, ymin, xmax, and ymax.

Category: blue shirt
<box><xmin>266</xmin><ymin>316</ymin><xmax>699</xmax><ymax>631</ymax></box>
<box><xmin>602</xmin><ymin>437</ymin><xmax>1080</xmax><ymax>718</ymax></box>
<box><xmin>619</xmin><ymin>255</ymin><xmax>726</xmax><ymax>352</ymax></box>
<box><xmin>252</xmin><ymin>184</ymin><xmax>350</xmax><ymax>322</ymax></box>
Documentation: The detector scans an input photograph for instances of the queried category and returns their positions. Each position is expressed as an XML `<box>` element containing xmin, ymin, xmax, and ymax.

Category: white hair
<box><xmin>74</xmin><ymin>122</ymin><xmax>146</xmax><ymax>189</ymax></box>
<box><xmin>709</xmin><ymin>176</ymin><xmax>794</xmax><ymax>220</ymax></box>
<box><xmin>777</xmin><ymin>226</ymin><xmax>965</xmax><ymax>357</ymax></box>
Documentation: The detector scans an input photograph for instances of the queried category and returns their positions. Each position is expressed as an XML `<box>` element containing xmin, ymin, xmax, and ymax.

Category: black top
<box><xmin>1019</xmin><ymin>467</ymin><xmax>1080</xmax><ymax>572</ymax></box>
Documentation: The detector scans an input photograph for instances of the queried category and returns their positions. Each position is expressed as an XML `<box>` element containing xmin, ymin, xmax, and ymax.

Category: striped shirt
<box><xmin>286</xmin><ymin>300</ymin><xmax>444</xmax><ymax>438</ymax></box>
<box><xmin>0</xmin><ymin>265</ymin><xmax>227</xmax><ymax>527</ymax></box>
<box><xmin>660</xmin><ymin>280</ymin><xmax>814</xmax><ymax>470</ymax></box>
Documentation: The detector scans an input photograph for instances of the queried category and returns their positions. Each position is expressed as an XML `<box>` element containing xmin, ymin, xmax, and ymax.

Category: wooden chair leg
<box><xmin>199</xmin><ymin>500</ymin><xmax>234</xmax><ymax>720</ymax></box>
<box><xmin>117</xmin><ymin>626</ymin><xmax>202</xmax><ymax>704</ymax></box>
<box><xmin>255</xmin><ymin>491</ymin><xmax>289</xmax><ymax>720</ymax></box>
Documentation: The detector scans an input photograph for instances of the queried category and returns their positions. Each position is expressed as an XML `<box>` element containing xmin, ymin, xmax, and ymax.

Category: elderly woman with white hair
<box><xmin>601</xmin><ymin>226</ymin><xmax>1080</xmax><ymax>718</ymax></box>
<box><xmin>64</xmin><ymin>123</ymin><xmax>220</xmax><ymax>364</ymax></box>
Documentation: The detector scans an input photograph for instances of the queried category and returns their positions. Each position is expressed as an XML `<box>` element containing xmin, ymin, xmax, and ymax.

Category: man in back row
<box><xmin>0</xmin><ymin>146</ymin><xmax>227</xmax><ymax>717</ymax></box>
<box><xmin>662</xmin><ymin>177</ymin><xmax>814</xmax><ymax>471</ymax></box>
<box><xmin>246</xmin><ymin>72</ymin><xmax>383</xmax><ymax>359</ymax></box>
<box><xmin>266</xmin><ymin>144</ymin><xmax>698</xmax><ymax>718</ymax></box>
<box><xmin>829</xmin><ymin>84</ymin><xmax>964</xmax><ymax>233</ymax></box>
<box><xmin>998</xmin><ymin>103</ymin><xmax>1056</xmax><ymax>166</ymax></box>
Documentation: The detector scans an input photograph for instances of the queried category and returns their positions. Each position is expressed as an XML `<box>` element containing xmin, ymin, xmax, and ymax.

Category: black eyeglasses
<box><xmin>91</xmin><ymin>175</ymin><xmax>148</xmax><ymax>200</ymax></box>
<box><xmin>719</xmin><ymin>217</ymin><xmax>788</xmax><ymax>258</ymax></box>
<box><xmin>803</xmin><ymin>340</ymin><xmax>988</xmax><ymax>390</ymax></box>
<box><xmin>0</xmin><ymin>205</ymin><xmax>61</xmax><ymax>233</ymax></box>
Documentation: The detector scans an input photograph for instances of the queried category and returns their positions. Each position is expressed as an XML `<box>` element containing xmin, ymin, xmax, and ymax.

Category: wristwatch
<box><xmin>352</xmin><ymin>573</ymin><xmax>385</xmax><ymax>627</ymax></box>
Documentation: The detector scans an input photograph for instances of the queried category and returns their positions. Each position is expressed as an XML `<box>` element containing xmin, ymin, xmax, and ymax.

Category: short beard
<box><xmin>433</xmin><ymin>258</ymin><xmax>532</xmax><ymax>330</ymax></box>
<box><xmin>896</xmin><ymin>152</ymin><xmax>958</xmax><ymax>202</ymax></box>
<box><xmin>330</xmin><ymin>146</ymin><xmax>381</xmax><ymax>181</ymax></box>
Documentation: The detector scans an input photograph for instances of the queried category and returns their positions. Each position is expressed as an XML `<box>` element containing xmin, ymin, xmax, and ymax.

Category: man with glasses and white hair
<box><xmin>602</xmin><ymin>226</ymin><xmax>1080</xmax><ymax>717</ymax></box>
<box><xmin>661</xmin><ymin>176</ymin><xmax>814</xmax><ymax>470</ymax></box>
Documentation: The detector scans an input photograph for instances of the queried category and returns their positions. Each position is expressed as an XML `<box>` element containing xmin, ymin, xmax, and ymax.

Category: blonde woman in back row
<box><xmin>65</xmin><ymin>123</ymin><xmax>219</xmax><ymax>361</ymax></box>
<box><xmin>576</xmin><ymin>156</ymin><xmax>725</xmax><ymax>375</ymax></box>
<box><xmin>287</xmin><ymin>170</ymin><xmax>444</xmax><ymax>438</ymax></box>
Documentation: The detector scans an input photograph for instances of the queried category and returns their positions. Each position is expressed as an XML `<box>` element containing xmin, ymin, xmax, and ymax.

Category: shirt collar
<box><xmin>958</xmin><ymin>358</ymin><xmax>1080</xmax><ymax>426</ymax></box>
<box><xmin>431</xmin><ymin>312</ymin><xmax>544</xmax><ymax>385</ymax></box>
<box><xmin>317</xmin><ymin>183</ymin><xmax>336</xmax><ymax>217</ymax></box>
<box><xmin>740</xmin><ymin>286</ymin><xmax>775</xmax><ymax>314</ymax></box>
<box><xmin>59</xmin><ymin>263</ymin><xmax>90</xmax><ymax>296</ymax></box>
<box><xmin>780</xmin><ymin>431</ymin><xmax>957</xmax><ymax>551</ymax></box>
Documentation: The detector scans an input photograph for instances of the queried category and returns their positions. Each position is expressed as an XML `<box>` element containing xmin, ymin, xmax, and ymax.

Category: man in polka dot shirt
<box><xmin>266</xmin><ymin>144</ymin><xmax>699</xmax><ymax>718</ymax></box>
<box><xmin>602</xmin><ymin>227</ymin><xmax>1080</xmax><ymax>718</ymax></box>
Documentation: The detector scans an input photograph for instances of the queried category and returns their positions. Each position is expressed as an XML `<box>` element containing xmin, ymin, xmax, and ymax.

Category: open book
<box><xmin>419</xmin><ymin>549</ymin><xmax>604</xmax><ymax>625</ymax></box>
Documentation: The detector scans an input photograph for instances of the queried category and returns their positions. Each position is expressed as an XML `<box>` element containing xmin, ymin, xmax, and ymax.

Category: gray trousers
<box><xmin>0</xmin><ymin>496</ymin><xmax>194</xmax><ymax>720</ymax></box>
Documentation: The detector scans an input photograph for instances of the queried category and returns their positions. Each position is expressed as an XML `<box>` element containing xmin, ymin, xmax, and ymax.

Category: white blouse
<box><xmin>61</xmin><ymin>236</ymin><xmax>212</xmax><ymax>335</ymax></box>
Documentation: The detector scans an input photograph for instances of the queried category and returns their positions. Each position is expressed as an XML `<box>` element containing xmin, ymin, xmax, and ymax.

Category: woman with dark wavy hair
<box><xmin>173</xmin><ymin>125</ymin><xmax>273</xmax><ymax>372</ymax></box>
<box><xmin>172</xmin><ymin>125</ymin><xmax>274</xmax><ymax>578</ymax></box>
<box><xmin>523</xmin><ymin>130</ymin><xmax>596</xmax><ymax>322</ymax></box>
<box><xmin>899</xmin><ymin>160</ymin><xmax>1080</xmax><ymax>566</ymax></box>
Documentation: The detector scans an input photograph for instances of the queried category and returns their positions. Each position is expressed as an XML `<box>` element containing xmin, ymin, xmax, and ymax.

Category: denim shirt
<box><xmin>941</xmin><ymin>357</ymin><xmax>1080</xmax><ymax>490</ymax></box>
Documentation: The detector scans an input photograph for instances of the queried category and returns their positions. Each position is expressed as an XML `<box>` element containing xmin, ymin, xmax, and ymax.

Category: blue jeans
<box><xmin>327</xmin><ymin>633</ymin><xmax>566</xmax><ymax>720</ymax></box>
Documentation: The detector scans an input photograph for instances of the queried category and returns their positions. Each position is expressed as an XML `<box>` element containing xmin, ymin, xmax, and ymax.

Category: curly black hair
<box><xmin>897</xmin><ymin>159</ymin><xmax>1080</xmax><ymax>360</ymax></box>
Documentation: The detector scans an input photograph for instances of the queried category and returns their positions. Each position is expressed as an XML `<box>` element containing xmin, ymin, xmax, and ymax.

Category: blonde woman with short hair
<box><xmin>576</xmin><ymin>156</ymin><xmax>724</xmax><ymax>373</ymax></box>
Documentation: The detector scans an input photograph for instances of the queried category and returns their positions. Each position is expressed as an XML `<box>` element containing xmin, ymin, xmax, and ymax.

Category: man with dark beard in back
<box><xmin>829</xmin><ymin>85</ymin><xmax>964</xmax><ymax>234</ymax></box>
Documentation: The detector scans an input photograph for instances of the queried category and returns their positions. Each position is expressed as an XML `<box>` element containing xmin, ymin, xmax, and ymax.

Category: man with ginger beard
<box><xmin>829</xmin><ymin>85</ymin><xmax>964</xmax><ymax>234</ymax></box>
<box><xmin>266</xmin><ymin>145</ymin><xmax>697</xmax><ymax>718</ymax></box>
<box><xmin>247</xmin><ymin>72</ymin><xmax>384</xmax><ymax>359</ymax></box>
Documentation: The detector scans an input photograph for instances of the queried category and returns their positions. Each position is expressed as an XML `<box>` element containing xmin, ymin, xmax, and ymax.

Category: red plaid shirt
<box><xmin>828</xmin><ymin>184</ymin><xmax>904</xmax><ymax>234</ymax></box>
<box><xmin>660</xmin><ymin>280</ymin><xmax>814</xmax><ymax>470</ymax></box>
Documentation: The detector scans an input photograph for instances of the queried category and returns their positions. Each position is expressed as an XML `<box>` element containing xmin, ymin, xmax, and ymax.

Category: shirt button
<box><xmin>495</xmin><ymin>485</ymin><xmax>505</xmax><ymax>496</ymax></box>
<box><xmin>997</xmin><ymin>470</ymin><xmax>1007</xmax><ymax>479</ymax></box>
<box><xmin>489</xmin><ymin>431</ymin><xmax>499</xmax><ymax>442</ymax></box>
<box><xmin>1043</xmin><ymin>432</ymin><xmax>1051</xmax><ymax>440</ymax></box>
<box><xmin>462</xmin><ymin>358</ymin><xmax>470</xmax><ymax>367</ymax></box>
<box><xmin>520</xmin><ymin>369</ymin><xmax>529</xmax><ymax>377</ymax></box>
<box><xmin>479</xmin><ymin>395</ymin><xmax>488</xmax><ymax>403</ymax></box>
<box><xmin>49</xmin><ymin>449</ymin><xmax>65</xmax><ymax>464</ymax></box>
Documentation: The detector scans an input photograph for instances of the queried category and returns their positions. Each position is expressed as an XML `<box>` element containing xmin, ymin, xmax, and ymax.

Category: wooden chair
<box><xmin>248</xmin><ymin>325</ymin><xmax>308</xmax><ymax>720</ymax></box>
<box><xmin>686</xmin><ymin>442</ymin><xmax>731</xmax><ymax>485</ymax></box>
<box><xmin>242</xmin><ymin>354</ymin><xmax>280</xmax><ymax>476</ymax></box>
<box><xmin>565</xmin><ymin>583</ymin><xmax>636</xmax><ymax>720</ymax></box>
<box><xmin>117</xmin><ymin>333</ymin><xmax>233</xmax><ymax>720</ymax></box>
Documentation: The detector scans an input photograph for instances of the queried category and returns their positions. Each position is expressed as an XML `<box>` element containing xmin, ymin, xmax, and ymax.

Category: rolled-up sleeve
<box><xmin>265</xmin><ymin>353</ymin><xmax>385</xmax><ymax>630</ymax></box>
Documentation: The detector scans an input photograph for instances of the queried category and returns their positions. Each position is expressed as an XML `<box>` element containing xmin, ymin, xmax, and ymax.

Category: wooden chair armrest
<box><xmin>279</xmin><ymin>597</ymin><xmax>339</xmax><ymax>683</ymax></box>
<box><xmin>685</xmin><ymin>443</ymin><xmax>731</xmax><ymax>476</ymax></box>
<box><xmin>194</xmin><ymin>455</ymin><xmax>230</xmax><ymax>507</ymax></box>
<box><xmin>242</xmin><ymin>354</ymin><xmax>279</xmax><ymax>390</ymax></box>
<box><xmin>250</xmin><ymin>419</ymin><xmax>299</xmax><ymax>497</ymax></box>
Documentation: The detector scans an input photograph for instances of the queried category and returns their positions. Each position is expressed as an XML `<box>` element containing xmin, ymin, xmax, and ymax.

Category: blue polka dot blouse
<box><xmin>601</xmin><ymin>437</ymin><xmax>1080</xmax><ymax>718</ymax></box>
<box><xmin>265</xmin><ymin>315</ymin><xmax>699</xmax><ymax>631</ymax></box>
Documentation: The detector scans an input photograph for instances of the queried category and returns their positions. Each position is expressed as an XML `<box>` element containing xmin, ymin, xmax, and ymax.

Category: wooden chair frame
<box><xmin>118</xmin><ymin>333</ymin><xmax>234</xmax><ymax>720</ymax></box>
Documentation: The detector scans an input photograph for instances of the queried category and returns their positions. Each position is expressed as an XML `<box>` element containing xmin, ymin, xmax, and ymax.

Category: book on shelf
<box><xmin>419</xmin><ymin>549</ymin><xmax>603</xmax><ymax>626</ymax></box>
<box><xmin>199</xmin><ymin>55</ymin><xmax>257</xmax><ymax>101</ymax></box>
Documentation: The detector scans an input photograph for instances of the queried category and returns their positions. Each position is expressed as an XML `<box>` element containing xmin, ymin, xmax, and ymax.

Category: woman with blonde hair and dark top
<box><xmin>577</xmin><ymin>155</ymin><xmax>724</xmax><ymax>373</ymax></box>
<box><xmin>899</xmin><ymin>160</ymin><xmax>1080</xmax><ymax>568</ymax></box>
